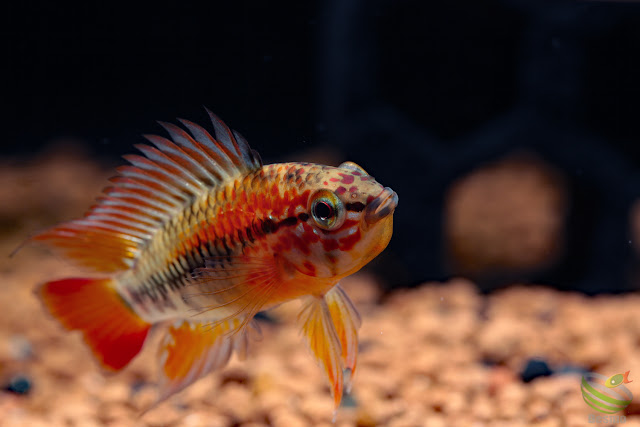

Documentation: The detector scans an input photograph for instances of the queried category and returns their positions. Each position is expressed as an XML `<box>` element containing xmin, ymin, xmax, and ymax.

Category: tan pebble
<box><xmin>400</xmin><ymin>375</ymin><xmax>433</xmax><ymax>404</ymax></box>
<box><xmin>252</xmin><ymin>371</ymin><xmax>277</xmax><ymax>397</ymax></box>
<box><xmin>257</xmin><ymin>390</ymin><xmax>290</xmax><ymax>413</ymax></box>
<box><xmin>181</xmin><ymin>411</ymin><xmax>231</xmax><ymax>427</ymax></box>
<box><xmin>527</xmin><ymin>396</ymin><xmax>552</xmax><ymax>421</ymax></box>
<box><xmin>269</xmin><ymin>407</ymin><xmax>308</xmax><ymax>427</ymax></box>
<box><xmin>316</xmin><ymin>419</ymin><xmax>356</xmax><ymax>427</ymax></box>
<box><xmin>442</xmin><ymin>391</ymin><xmax>465</xmax><ymax>414</ymax></box>
<box><xmin>183</xmin><ymin>375</ymin><xmax>217</xmax><ymax>403</ymax></box>
<box><xmin>488</xmin><ymin>366</ymin><xmax>517</xmax><ymax>395</ymax></box>
<box><xmin>386</xmin><ymin>407</ymin><xmax>428</xmax><ymax>427</ymax></box>
<box><xmin>496</xmin><ymin>382</ymin><xmax>528</xmax><ymax>409</ymax></box>
<box><xmin>141</xmin><ymin>404</ymin><xmax>184</xmax><ymax>427</ymax></box>
<box><xmin>356</xmin><ymin>397</ymin><xmax>406</xmax><ymax>425</ymax></box>
<box><xmin>532</xmin><ymin>418</ymin><xmax>562</xmax><ymax>427</ymax></box>
<box><xmin>471</xmin><ymin>394</ymin><xmax>494</xmax><ymax>420</ymax></box>
<box><xmin>298</xmin><ymin>394</ymin><xmax>334</xmax><ymax>423</ymax></box>
<box><xmin>130</xmin><ymin>385</ymin><xmax>157</xmax><ymax>411</ymax></box>
<box><xmin>357</xmin><ymin>369</ymin><xmax>399</xmax><ymax>398</ymax></box>
<box><xmin>490</xmin><ymin>420</ymin><xmax>529</xmax><ymax>427</ymax></box>
<box><xmin>20</xmin><ymin>415</ymin><xmax>69</xmax><ymax>427</ymax></box>
<box><xmin>55</xmin><ymin>399</ymin><xmax>96</xmax><ymax>425</ymax></box>
<box><xmin>414</xmin><ymin>413</ymin><xmax>447</xmax><ymax>427</ymax></box>
<box><xmin>102</xmin><ymin>381</ymin><xmax>130</xmax><ymax>403</ymax></box>
<box><xmin>79</xmin><ymin>371</ymin><xmax>106</xmax><ymax>396</ymax></box>
<box><xmin>218</xmin><ymin>383</ymin><xmax>254</xmax><ymax>422</ymax></box>
<box><xmin>97</xmin><ymin>403</ymin><xmax>135</xmax><ymax>425</ymax></box>
<box><xmin>563</xmin><ymin>411</ymin><xmax>593</xmax><ymax>426</ymax></box>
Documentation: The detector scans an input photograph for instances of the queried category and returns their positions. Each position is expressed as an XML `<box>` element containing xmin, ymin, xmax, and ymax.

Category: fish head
<box><xmin>287</xmin><ymin>161</ymin><xmax>398</xmax><ymax>280</ymax></box>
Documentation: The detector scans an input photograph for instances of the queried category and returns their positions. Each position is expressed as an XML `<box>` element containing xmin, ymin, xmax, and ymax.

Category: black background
<box><xmin>4</xmin><ymin>1</ymin><xmax>640</xmax><ymax>293</ymax></box>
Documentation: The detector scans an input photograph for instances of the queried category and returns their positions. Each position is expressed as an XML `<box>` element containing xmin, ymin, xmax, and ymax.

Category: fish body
<box><xmin>605</xmin><ymin>371</ymin><xmax>633</xmax><ymax>388</ymax></box>
<box><xmin>31</xmin><ymin>110</ymin><xmax>398</xmax><ymax>408</ymax></box>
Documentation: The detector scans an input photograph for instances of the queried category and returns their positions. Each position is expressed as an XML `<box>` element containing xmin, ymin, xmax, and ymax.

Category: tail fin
<box><xmin>37</xmin><ymin>277</ymin><xmax>151</xmax><ymax>371</ymax></box>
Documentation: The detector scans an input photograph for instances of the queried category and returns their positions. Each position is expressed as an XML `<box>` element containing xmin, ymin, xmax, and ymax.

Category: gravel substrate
<box><xmin>3</xmin><ymin>259</ymin><xmax>640</xmax><ymax>427</ymax></box>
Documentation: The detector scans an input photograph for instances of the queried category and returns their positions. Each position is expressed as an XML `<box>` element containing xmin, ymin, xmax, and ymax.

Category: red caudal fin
<box><xmin>36</xmin><ymin>277</ymin><xmax>151</xmax><ymax>371</ymax></box>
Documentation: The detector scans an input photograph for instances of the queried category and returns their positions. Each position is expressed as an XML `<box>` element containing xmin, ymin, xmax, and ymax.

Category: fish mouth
<box><xmin>365</xmin><ymin>187</ymin><xmax>398</xmax><ymax>225</ymax></box>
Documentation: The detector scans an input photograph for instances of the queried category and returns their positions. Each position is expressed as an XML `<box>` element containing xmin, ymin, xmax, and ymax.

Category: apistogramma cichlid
<box><xmin>31</xmin><ymin>109</ymin><xmax>398</xmax><ymax>409</ymax></box>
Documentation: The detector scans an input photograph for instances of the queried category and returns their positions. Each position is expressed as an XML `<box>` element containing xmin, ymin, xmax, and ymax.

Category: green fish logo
<box><xmin>581</xmin><ymin>371</ymin><xmax>633</xmax><ymax>414</ymax></box>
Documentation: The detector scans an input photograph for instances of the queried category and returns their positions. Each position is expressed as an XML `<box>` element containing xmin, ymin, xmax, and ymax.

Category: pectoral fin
<box><xmin>185</xmin><ymin>255</ymin><xmax>280</xmax><ymax>327</ymax></box>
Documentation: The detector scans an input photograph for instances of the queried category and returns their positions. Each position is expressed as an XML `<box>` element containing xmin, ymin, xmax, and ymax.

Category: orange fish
<box><xmin>30</xmin><ymin>109</ymin><xmax>398</xmax><ymax>408</ymax></box>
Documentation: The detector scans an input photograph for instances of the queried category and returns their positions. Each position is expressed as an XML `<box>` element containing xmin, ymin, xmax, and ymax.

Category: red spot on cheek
<box><xmin>349</xmin><ymin>186</ymin><xmax>358</xmax><ymax>193</ymax></box>
<box><xmin>302</xmin><ymin>223</ymin><xmax>320</xmax><ymax>243</ymax></box>
<box><xmin>366</xmin><ymin>195</ymin><xmax>374</xmax><ymax>203</ymax></box>
<box><xmin>339</xmin><ymin>173</ymin><xmax>354</xmax><ymax>184</ymax></box>
<box><xmin>352</xmin><ymin>171</ymin><xmax>362</xmax><ymax>176</ymax></box>
<box><xmin>303</xmin><ymin>261</ymin><xmax>317</xmax><ymax>276</ymax></box>
<box><xmin>323</xmin><ymin>181</ymin><xmax>328</xmax><ymax>186</ymax></box>
<box><xmin>335</xmin><ymin>186</ymin><xmax>347</xmax><ymax>195</ymax></box>
<box><xmin>330</xmin><ymin>178</ymin><xmax>340</xmax><ymax>182</ymax></box>
<box><xmin>339</xmin><ymin>229</ymin><xmax>362</xmax><ymax>251</ymax></box>
<box><xmin>321</xmin><ymin>238</ymin><xmax>339</xmax><ymax>252</ymax></box>
<box><xmin>292</xmin><ymin>234</ymin><xmax>311</xmax><ymax>256</ymax></box>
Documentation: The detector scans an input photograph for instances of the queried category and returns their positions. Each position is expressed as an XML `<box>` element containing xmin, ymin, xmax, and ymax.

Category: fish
<box><xmin>30</xmin><ymin>109</ymin><xmax>398</xmax><ymax>409</ymax></box>
<box><xmin>605</xmin><ymin>371</ymin><xmax>633</xmax><ymax>388</ymax></box>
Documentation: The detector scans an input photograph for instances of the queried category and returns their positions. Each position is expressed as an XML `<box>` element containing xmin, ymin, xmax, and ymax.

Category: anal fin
<box><xmin>154</xmin><ymin>318</ymin><xmax>258</xmax><ymax>406</ymax></box>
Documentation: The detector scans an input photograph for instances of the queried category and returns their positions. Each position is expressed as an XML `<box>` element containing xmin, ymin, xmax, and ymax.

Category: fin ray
<box><xmin>325</xmin><ymin>285</ymin><xmax>361</xmax><ymax>393</ymax></box>
<box><xmin>189</xmin><ymin>257</ymin><xmax>279</xmax><ymax>324</ymax></box>
<box><xmin>154</xmin><ymin>318</ymin><xmax>258</xmax><ymax>406</ymax></box>
<box><xmin>299</xmin><ymin>296</ymin><xmax>344</xmax><ymax>408</ymax></box>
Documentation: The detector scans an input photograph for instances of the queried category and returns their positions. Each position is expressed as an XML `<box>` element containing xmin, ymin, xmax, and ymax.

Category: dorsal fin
<box><xmin>32</xmin><ymin>109</ymin><xmax>263</xmax><ymax>273</ymax></box>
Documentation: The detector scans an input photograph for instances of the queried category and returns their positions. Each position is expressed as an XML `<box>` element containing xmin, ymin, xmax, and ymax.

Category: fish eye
<box><xmin>310</xmin><ymin>190</ymin><xmax>345</xmax><ymax>231</ymax></box>
<box><xmin>314</xmin><ymin>201</ymin><xmax>333</xmax><ymax>221</ymax></box>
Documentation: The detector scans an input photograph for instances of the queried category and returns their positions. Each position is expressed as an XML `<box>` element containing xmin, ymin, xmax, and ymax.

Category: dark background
<box><xmin>4</xmin><ymin>1</ymin><xmax>640</xmax><ymax>293</ymax></box>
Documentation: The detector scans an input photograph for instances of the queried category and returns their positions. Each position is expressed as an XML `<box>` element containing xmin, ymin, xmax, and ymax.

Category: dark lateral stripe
<box><xmin>346</xmin><ymin>202</ymin><xmax>366</xmax><ymax>212</ymax></box>
<box><xmin>257</xmin><ymin>213</ymin><xmax>308</xmax><ymax>237</ymax></box>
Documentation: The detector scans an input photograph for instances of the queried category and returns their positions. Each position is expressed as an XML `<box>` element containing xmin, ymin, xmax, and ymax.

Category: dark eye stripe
<box><xmin>345</xmin><ymin>202</ymin><xmax>365</xmax><ymax>212</ymax></box>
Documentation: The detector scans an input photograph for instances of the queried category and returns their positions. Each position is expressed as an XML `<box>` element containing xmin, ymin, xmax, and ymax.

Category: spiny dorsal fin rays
<box><xmin>121</xmin><ymin>154</ymin><xmax>200</xmax><ymax>197</ymax></box>
<box><xmin>31</xmin><ymin>112</ymin><xmax>262</xmax><ymax>273</ymax></box>
<box><xmin>157</xmin><ymin>122</ymin><xmax>229</xmax><ymax>182</ymax></box>
<box><xmin>113</xmin><ymin>167</ymin><xmax>191</xmax><ymax>204</ymax></box>
<box><xmin>232</xmin><ymin>129</ymin><xmax>263</xmax><ymax>167</ymax></box>
<box><xmin>142</xmin><ymin>133</ymin><xmax>219</xmax><ymax>187</ymax></box>
<box><xmin>107</xmin><ymin>177</ymin><xmax>185</xmax><ymax>209</ymax></box>
<box><xmin>206</xmin><ymin>109</ymin><xmax>246</xmax><ymax>162</ymax></box>
<box><xmin>133</xmin><ymin>144</ymin><xmax>207</xmax><ymax>192</ymax></box>
<box><xmin>177</xmin><ymin>119</ymin><xmax>239</xmax><ymax>173</ymax></box>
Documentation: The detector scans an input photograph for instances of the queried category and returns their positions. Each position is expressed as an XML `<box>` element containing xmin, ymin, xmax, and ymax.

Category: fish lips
<box><xmin>364</xmin><ymin>187</ymin><xmax>398</xmax><ymax>225</ymax></box>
